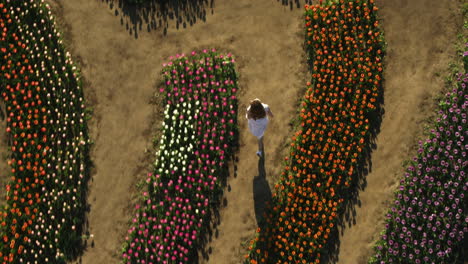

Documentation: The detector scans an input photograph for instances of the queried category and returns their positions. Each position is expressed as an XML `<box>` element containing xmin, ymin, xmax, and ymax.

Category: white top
<box><xmin>246</xmin><ymin>103</ymin><xmax>270</xmax><ymax>139</ymax></box>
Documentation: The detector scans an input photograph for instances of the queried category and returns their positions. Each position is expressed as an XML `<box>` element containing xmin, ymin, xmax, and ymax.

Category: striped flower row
<box><xmin>122</xmin><ymin>50</ymin><xmax>238</xmax><ymax>264</ymax></box>
<box><xmin>0</xmin><ymin>0</ymin><xmax>90</xmax><ymax>263</ymax></box>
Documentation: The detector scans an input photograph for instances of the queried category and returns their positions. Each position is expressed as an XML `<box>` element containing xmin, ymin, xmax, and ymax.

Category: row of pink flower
<box><xmin>122</xmin><ymin>50</ymin><xmax>239</xmax><ymax>263</ymax></box>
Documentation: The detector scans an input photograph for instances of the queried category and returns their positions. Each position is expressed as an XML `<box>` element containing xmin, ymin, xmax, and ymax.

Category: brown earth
<box><xmin>14</xmin><ymin>0</ymin><xmax>461</xmax><ymax>263</ymax></box>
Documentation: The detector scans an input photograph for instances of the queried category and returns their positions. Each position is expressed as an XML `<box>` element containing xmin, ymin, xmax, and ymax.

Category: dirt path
<box><xmin>44</xmin><ymin>0</ymin><xmax>463</xmax><ymax>263</ymax></box>
<box><xmin>335</xmin><ymin>1</ymin><xmax>463</xmax><ymax>263</ymax></box>
<box><xmin>198</xmin><ymin>4</ymin><xmax>311</xmax><ymax>263</ymax></box>
<box><xmin>48</xmin><ymin>0</ymin><xmax>309</xmax><ymax>263</ymax></box>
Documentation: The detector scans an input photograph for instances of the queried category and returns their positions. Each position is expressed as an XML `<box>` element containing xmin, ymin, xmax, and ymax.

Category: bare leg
<box><xmin>258</xmin><ymin>136</ymin><xmax>264</xmax><ymax>154</ymax></box>
<box><xmin>256</xmin><ymin>138</ymin><xmax>263</xmax><ymax>157</ymax></box>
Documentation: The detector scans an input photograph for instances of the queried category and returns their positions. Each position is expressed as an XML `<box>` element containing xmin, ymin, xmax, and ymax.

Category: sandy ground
<box><xmin>1</xmin><ymin>0</ymin><xmax>457</xmax><ymax>263</ymax></box>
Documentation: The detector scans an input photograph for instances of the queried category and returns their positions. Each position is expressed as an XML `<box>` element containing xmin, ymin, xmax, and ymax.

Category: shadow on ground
<box><xmin>101</xmin><ymin>0</ymin><xmax>215</xmax><ymax>38</ymax></box>
<box><xmin>253</xmin><ymin>151</ymin><xmax>272</xmax><ymax>228</ymax></box>
<box><xmin>275</xmin><ymin>0</ymin><xmax>313</xmax><ymax>10</ymax></box>
<box><xmin>196</xmin><ymin>98</ymin><xmax>240</xmax><ymax>263</ymax></box>
<box><xmin>197</xmin><ymin>153</ymin><xmax>239</xmax><ymax>263</ymax></box>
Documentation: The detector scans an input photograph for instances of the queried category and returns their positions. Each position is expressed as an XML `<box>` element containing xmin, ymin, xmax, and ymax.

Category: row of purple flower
<box><xmin>369</xmin><ymin>47</ymin><xmax>468</xmax><ymax>263</ymax></box>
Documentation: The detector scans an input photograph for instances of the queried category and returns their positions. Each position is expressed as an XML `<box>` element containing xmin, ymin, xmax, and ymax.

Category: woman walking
<box><xmin>246</xmin><ymin>98</ymin><xmax>274</xmax><ymax>157</ymax></box>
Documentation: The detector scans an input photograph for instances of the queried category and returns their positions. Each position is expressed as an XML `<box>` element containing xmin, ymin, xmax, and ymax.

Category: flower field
<box><xmin>245</xmin><ymin>0</ymin><xmax>385</xmax><ymax>263</ymax></box>
<box><xmin>1</xmin><ymin>0</ymin><xmax>464</xmax><ymax>263</ymax></box>
<box><xmin>121</xmin><ymin>50</ymin><xmax>238</xmax><ymax>263</ymax></box>
<box><xmin>0</xmin><ymin>0</ymin><xmax>90</xmax><ymax>263</ymax></box>
<box><xmin>368</xmin><ymin>49</ymin><xmax>468</xmax><ymax>264</ymax></box>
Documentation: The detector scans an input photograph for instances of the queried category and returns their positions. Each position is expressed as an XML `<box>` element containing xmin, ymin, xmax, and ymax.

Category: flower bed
<box><xmin>121</xmin><ymin>50</ymin><xmax>238</xmax><ymax>264</ymax></box>
<box><xmin>245</xmin><ymin>0</ymin><xmax>384</xmax><ymax>263</ymax></box>
<box><xmin>368</xmin><ymin>69</ymin><xmax>467</xmax><ymax>263</ymax></box>
<box><xmin>0</xmin><ymin>1</ymin><xmax>90</xmax><ymax>263</ymax></box>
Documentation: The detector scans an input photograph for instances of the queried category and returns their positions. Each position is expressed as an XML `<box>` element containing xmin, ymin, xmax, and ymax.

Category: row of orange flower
<box><xmin>0</xmin><ymin>1</ymin><xmax>90</xmax><ymax>263</ymax></box>
<box><xmin>245</xmin><ymin>0</ymin><xmax>385</xmax><ymax>263</ymax></box>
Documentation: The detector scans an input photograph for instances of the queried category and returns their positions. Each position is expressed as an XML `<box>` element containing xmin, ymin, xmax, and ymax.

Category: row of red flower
<box><xmin>0</xmin><ymin>1</ymin><xmax>90</xmax><ymax>263</ymax></box>
<box><xmin>245</xmin><ymin>0</ymin><xmax>385</xmax><ymax>263</ymax></box>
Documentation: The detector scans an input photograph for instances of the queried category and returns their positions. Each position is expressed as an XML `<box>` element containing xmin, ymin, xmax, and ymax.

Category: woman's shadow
<box><xmin>252</xmin><ymin>148</ymin><xmax>272</xmax><ymax>228</ymax></box>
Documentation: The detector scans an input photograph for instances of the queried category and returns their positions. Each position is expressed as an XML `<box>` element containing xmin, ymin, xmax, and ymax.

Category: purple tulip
<box><xmin>371</xmin><ymin>68</ymin><xmax>467</xmax><ymax>263</ymax></box>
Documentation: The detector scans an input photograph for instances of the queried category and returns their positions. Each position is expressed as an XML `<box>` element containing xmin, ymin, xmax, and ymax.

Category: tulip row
<box><xmin>121</xmin><ymin>49</ymin><xmax>238</xmax><ymax>264</ymax></box>
<box><xmin>0</xmin><ymin>0</ymin><xmax>90</xmax><ymax>263</ymax></box>
<box><xmin>245</xmin><ymin>0</ymin><xmax>384</xmax><ymax>263</ymax></box>
<box><xmin>368</xmin><ymin>65</ymin><xmax>468</xmax><ymax>263</ymax></box>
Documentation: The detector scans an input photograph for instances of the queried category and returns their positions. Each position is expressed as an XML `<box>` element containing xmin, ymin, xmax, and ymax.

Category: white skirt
<box><xmin>246</xmin><ymin>103</ymin><xmax>270</xmax><ymax>138</ymax></box>
<box><xmin>248</xmin><ymin>117</ymin><xmax>269</xmax><ymax>138</ymax></box>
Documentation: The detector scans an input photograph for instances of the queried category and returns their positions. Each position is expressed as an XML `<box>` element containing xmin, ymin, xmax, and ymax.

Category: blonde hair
<box><xmin>247</xmin><ymin>99</ymin><xmax>266</xmax><ymax>120</ymax></box>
